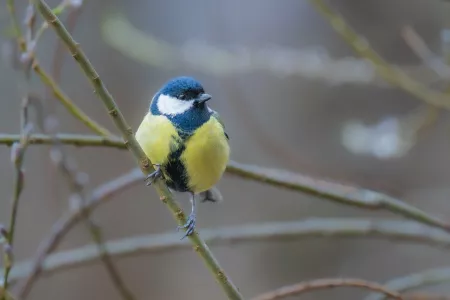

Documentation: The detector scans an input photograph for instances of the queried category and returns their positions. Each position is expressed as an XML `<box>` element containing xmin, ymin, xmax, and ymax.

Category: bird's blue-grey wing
<box><xmin>209</xmin><ymin>109</ymin><xmax>229</xmax><ymax>140</ymax></box>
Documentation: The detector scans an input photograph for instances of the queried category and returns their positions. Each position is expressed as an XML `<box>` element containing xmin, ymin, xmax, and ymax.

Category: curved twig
<box><xmin>251</xmin><ymin>278</ymin><xmax>402</xmax><ymax>300</ymax></box>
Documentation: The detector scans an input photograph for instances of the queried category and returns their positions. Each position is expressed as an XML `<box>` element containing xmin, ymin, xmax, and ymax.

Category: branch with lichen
<box><xmin>250</xmin><ymin>278</ymin><xmax>402</xmax><ymax>300</ymax></box>
<box><xmin>1</xmin><ymin>133</ymin><xmax>450</xmax><ymax>235</ymax></box>
<box><xmin>5</xmin><ymin>218</ymin><xmax>450</xmax><ymax>285</ymax></box>
<box><xmin>33</xmin><ymin>1</ymin><xmax>244</xmax><ymax>299</ymax></box>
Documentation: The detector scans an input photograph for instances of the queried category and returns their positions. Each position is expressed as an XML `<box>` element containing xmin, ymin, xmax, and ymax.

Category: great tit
<box><xmin>136</xmin><ymin>76</ymin><xmax>230</xmax><ymax>238</ymax></box>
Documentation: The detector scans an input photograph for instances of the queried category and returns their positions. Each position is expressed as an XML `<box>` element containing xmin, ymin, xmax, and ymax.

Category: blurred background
<box><xmin>2</xmin><ymin>0</ymin><xmax>450</xmax><ymax>299</ymax></box>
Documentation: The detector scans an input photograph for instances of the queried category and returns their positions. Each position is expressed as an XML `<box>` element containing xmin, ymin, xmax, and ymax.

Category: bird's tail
<box><xmin>197</xmin><ymin>186</ymin><xmax>223</xmax><ymax>203</ymax></box>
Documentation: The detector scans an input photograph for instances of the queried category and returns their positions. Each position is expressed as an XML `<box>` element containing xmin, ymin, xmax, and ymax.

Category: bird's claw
<box><xmin>177</xmin><ymin>213</ymin><xmax>196</xmax><ymax>239</ymax></box>
<box><xmin>145</xmin><ymin>164</ymin><xmax>162</xmax><ymax>186</ymax></box>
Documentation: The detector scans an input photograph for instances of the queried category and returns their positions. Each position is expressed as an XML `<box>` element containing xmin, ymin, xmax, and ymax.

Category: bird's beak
<box><xmin>198</xmin><ymin>93</ymin><xmax>212</xmax><ymax>104</ymax></box>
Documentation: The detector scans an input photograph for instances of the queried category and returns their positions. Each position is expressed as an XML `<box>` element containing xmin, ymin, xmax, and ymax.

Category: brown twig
<box><xmin>251</xmin><ymin>278</ymin><xmax>403</xmax><ymax>300</ymax></box>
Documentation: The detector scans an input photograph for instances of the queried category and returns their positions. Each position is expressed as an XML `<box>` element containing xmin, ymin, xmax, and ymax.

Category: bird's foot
<box><xmin>145</xmin><ymin>164</ymin><xmax>162</xmax><ymax>186</ymax></box>
<box><xmin>177</xmin><ymin>212</ymin><xmax>196</xmax><ymax>239</ymax></box>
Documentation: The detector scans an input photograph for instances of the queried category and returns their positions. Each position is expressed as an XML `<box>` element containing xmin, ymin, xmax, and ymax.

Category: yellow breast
<box><xmin>135</xmin><ymin>113</ymin><xmax>230</xmax><ymax>193</ymax></box>
<box><xmin>182</xmin><ymin>117</ymin><xmax>230</xmax><ymax>193</ymax></box>
<box><xmin>135</xmin><ymin>113</ymin><xmax>179</xmax><ymax>166</ymax></box>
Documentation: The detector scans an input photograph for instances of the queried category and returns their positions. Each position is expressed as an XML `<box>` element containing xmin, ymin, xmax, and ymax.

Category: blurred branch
<box><xmin>1</xmin><ymin>128</ymin><xmax>31</xmax><ymax>299</ymax></box>
<box><xmin>7</xmin><ymin>218</ymin><xmax>450</xmax><ymax>283</ymax></box>
<box><xmin>16</xmin><ymin>168</ymin><xmax>142</xmax><ymax>299</ymax></box>
<box><xmin>2</xmin><ymin>3</ymin><xmax>37</xmax><ymax>298</ymax></box>
<box><xmin>0</xmin><ymin>287</ymin><xmax>14</xmax><ymax>300</ymax></box>
<box><xmin>35</xmin><ymin>1</ymin><xmax>244</xmax><ymax>299</ymax></box>
<box><xmin>24</xmin><ymin>135</ymin><xmax>134</xmax><ymax>300</ymax></box>
<box><xmin>0</xmin><ymin>133</ymin><xmax>124</xmax><ymax>148</ymax></box>
<box><xmin>251</xmin><ymin>278</ymin><xmax>402</xmax><ymax>300</ymax></box>
<box><xmin>1</xmin><ymin>133</ymin><xmax>450</xmax><ymax>234</ymax></box>
<box><xmin>365</xmin><ymin>267</ymin><xmax>450</xmax><ymax>300</ymax></box>
<box><xmin>402</xmin><ymin>26</ymin><xmax>450</xmax><ymax>80</ymax></box>
<box><xmin>5</xmin><ymin>0</ymin><xmax>112</xmax><ymax>137</ymax></box>
<box><xmin>226</xmin><ymin>161</ymin><xmax>450</xmax><ymax>233</ymax></box>
<box><xmin>31</xmin><ymin>62</ymin><xmax>113</xmax><ymax>136</ymax></box>
<box><xmin>308</xmin><ymin>0</ymin><xmax>450</xmax><ymax>110</ymax></box>
<box><xmin>403</xmin><ymin>293</ymin><xmax>450</xmax><ymax>300</ymax></box>
<box><xmin>99</xmin><ymin>12</ymin><xmax>445</xmax><ymax>88</ymax></box>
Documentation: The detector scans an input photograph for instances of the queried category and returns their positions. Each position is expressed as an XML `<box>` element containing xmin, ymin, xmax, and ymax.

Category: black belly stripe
<box><xmin>163</xmin><ymin>132</ymin><xmax>191</xmax><ymax>193</ymax></box>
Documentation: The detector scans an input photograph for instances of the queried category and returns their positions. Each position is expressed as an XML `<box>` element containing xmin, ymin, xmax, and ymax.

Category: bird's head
<box><xmin>153</xmin><ymin>76</ymin><xmax>212</xmax><ymax>116</ymax></box>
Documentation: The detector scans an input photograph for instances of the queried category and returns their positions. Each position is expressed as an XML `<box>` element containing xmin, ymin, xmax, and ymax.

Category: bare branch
<box><xmin>6</xmin><ymin>219</ymin><xmax>450</xmax><ymax>283</ymax></box>
<box><xmin>1</xmin><ymin>133</ymin><xmax>450</xmax><ymax>235</ymax></box>
<box><xmin>251</xmin><ymin>278</ymin><xmax>402</xmax><ymax>300</ymax></box>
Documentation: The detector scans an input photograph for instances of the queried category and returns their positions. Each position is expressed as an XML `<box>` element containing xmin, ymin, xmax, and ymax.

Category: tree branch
<box><xmin>34</xmin><ymin>1</ymin><xmax>244</xmax><ymax>299</ymax></box>
<box><xmin>6</xmin><ymin>218</ymin><xmax>450</xmax><ymax>284</ymax></box>
<box><xmin>0</xmin><ymin>133</ymin><xmax>124</xmax><ymax>148</ymax></box>
<box><xmin>250</xmin><ymin>278</ymin><xmax>402</xmax><ymax>300</ymax></box>
<box><xmin>1</xmin><ymin>134</ymin><xmax>450</xmax><ymax>235</ymax></box>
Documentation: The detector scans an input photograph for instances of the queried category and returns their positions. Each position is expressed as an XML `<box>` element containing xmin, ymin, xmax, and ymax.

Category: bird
<box><xmin>135</xmin><ymin>76</ymin><xmax>230</xmax><ymax>238</ymax></box>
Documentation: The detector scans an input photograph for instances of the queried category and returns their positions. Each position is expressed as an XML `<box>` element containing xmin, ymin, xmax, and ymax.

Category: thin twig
<box><xmin>15</xmin><ymin>168</ymin><xmax>142</xmax><ymax>298</ymax></box>
<box><xmin>7</xmin><ymin>218</ymin><xmax>450</xmax><ymax>284</ymax></box>
<box><xmin>5</xmin><ymin>0</ymin><xmax>112</xmax><ymax>137</ymax></box>
<box><xmin>34</xmin><ymin>2</ymin><xmax>244</xmax><ymax>299</ymax></box>
<box><xmin>251</xmin><ymin>278</ymin><xmax>403</xmax><ymax>300</ymax></box>
<box><xmin>0</xmin><ymin>133</ymin><xmax>124</xmax><ymax>148</ymax></box>
<box><xmin>36</xmin><ymin>138</ymin><xmax>135</xmax><ymax>300</ymax></box>
<box><xmin>308</xmin><ymin>0</ymin><xmax>450</xmax><ymax>110</ymax></box>
<box><xmin>31</xmin><ymin>61</ymin><xmax>112</xmax><ymax>136</ymax></box>
<box><xmin>1</xmin><ymin>134</ymin><xmax>450</xmax><ymax>235</ymax></box>
<box><xmin>365</xmin><ymin>267</ymin><xmax>450</xmax><ymax>300</ymax></box>
<box><xmin>402</xmin><ymin>26</ymin><xmax>450</xmax><ymax>80</ymax></box>
<box><xmin>1</xmin><ymin>128</ymin><xmax>31</xmax><ymax>299</ymax></box>
<box><xmin>2</xmin><ymin>4</ymin><xmax>36</xmax><ymax>298</ymax></box>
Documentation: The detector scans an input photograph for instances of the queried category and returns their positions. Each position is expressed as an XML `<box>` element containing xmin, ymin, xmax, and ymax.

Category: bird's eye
<box><xmin>179</xmin><ymin>94</ymin><xmax>186</xmax><ymax>100</ymax></box>
<box><xmin>193</xmin><ymin>100</ymin><xmax>199</xmax><ymax>108</ymax></box>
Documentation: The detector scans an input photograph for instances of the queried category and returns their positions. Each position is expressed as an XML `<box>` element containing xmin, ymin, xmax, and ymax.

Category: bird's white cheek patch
<box><xmin>157</xmin><ymin>94</ymin><xmax>193</xmax><ymax>115</ymax></box>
